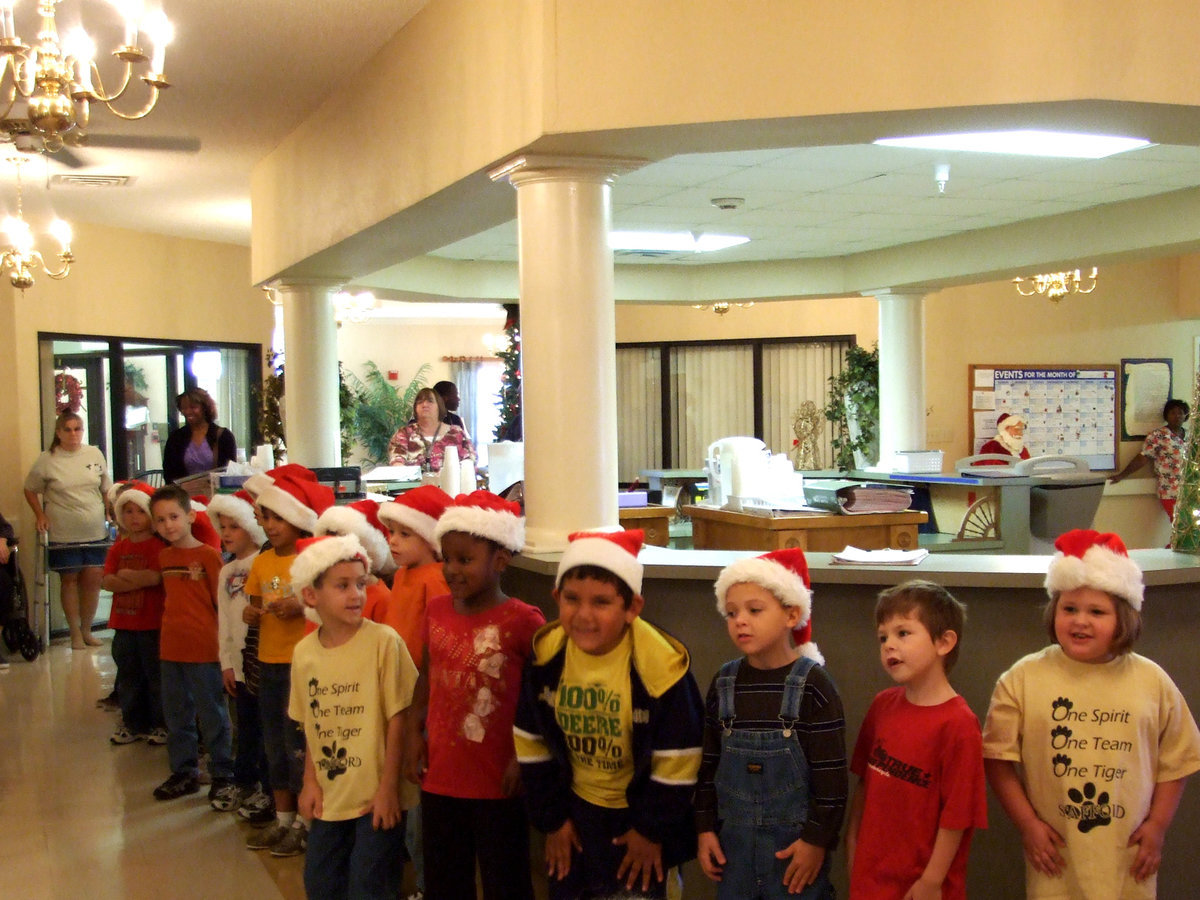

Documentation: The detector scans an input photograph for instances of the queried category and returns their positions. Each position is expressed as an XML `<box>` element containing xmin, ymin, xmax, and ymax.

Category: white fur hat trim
<box><xmin>714</xmin><ymin>556</ymin><xmax>812</xmax><ymax>624</ymax></box>
<box><xmin>242</xmin><ymin>472</ymin><xmax>274</xmax><ymax>498</ymax></box>
<box><xmin>1044</xmin><ymin>545</ymin><xmax>1145</xmax><ymax>610</ymax></box>
<box><xmin>255</xmin><ymin>483</ymin><xmax>318</xmax><ymax>534</ymax></box>
<box><xmin>434</xmin><ymin>506</ymin><xmax>524</xmax><ymax>553</ymax></box>
<box><xmin>556</xmin><ymin>535</ymin><xmax>644</xmax><ymax>596</ymax></box>
<box><xmin>206</xmin><ymin>494</ymin><xmax>266</xmax><ymax>546</ymax></box>
<box><xmin>113</xmin><ymin>487</ymin><xmax>152</xmax><ymax>516</ymax></box>
<box><xmin>291</xmin><ymin>534</ymin><xmax>369</xmax><ymax>595</ymax></box>
<box><xmin>378</xmin><ymin>502</ymin><xmax>439</xmax><ymax>551</ymax></box>
<box><xmin>316</xmin><ymin>505</ymin><xmax>396</xmax><ymax>576</ymax></box>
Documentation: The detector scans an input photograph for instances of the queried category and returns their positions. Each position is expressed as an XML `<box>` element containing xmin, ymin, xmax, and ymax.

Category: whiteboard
<box><xmin>968</xmin><ymin>365</ymin><xmax>1118</xmax><ymax>470</ymax></box>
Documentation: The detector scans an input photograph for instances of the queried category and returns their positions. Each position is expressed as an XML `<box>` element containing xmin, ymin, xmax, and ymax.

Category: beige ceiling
<box><xmin>6</xmin><ymin>0</ymin><xmax>1200</xmax><ymax>296</ymax></box>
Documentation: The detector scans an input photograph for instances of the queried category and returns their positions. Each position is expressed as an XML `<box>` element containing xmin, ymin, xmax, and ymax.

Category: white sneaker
<box><xmin>110</xmin><ymin>723</ymin><xmax>141</xmax><ymax>745</ymax></box>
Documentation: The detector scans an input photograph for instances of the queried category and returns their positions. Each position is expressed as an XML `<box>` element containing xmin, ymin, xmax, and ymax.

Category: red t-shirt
<box><xmin>421</xmin><ymin>594</ymin><xmax>544</xmax><ymax>799</ymax></box>
<box><xmin>850</xmin><ymin>688</ymin><xmax>987</xmax><ymax>900</ymax></box>
<box><xmin>104</xmin><ymin>535</ymin><xmax>167</xmax><ymax>630</ymax></box>
<box><xmin>159</xmin><ymin>544</ymin><xmax>224</xmax><ymax>663</ymax></box>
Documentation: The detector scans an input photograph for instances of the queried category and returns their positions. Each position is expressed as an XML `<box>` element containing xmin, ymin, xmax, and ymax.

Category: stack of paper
<box><xmin>831</xmin><ymin>546</ymin><xmax>929</xmax><ymax>566</ymax></box>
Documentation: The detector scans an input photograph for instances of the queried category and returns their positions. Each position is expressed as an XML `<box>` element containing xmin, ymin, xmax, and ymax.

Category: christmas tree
<box><xmin>1170</xmin><ymin>369</ymin><xmax>1200</xmax><ymax>550</ymax></box>
<box><xmin>493</xmin><ymin>303</ymin><xmax>522</xmax><ymax>441</ymax></box>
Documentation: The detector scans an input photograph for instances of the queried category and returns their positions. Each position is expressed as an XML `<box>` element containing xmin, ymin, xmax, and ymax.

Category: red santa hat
<box><xmin>242</xmin><ymin>463</ymin><xmax>319</xmax><ymax>499</ymax></box>
<box><xmin>433</xmin><ymin>490</ymin><xmax>524</xmax><ymax>553</ymax></box>
<box><xmin>378</xmin><ymin>485</ymin><xmax>454</xmax><ymax>555</ymax></box>
<box><xmin>1044</xmin><ymin>529</ymin><xmax>1145</xmax><ymax>611</ymax></box>
<box><xmin>316</xmin><ymin>499</ymin><xmax>396</xmax><ymax>576</ymax></box>
<box><xmin>206</xmin><ymin>490</ymin><xmax>267</xmax><ymax>546</ymax></box>
<box><xmin>291</xmin><ymin>535</ymin><xmax>370</xmax><ymax>625</ymax></box>
<box><xmin>996</xmin><ymin>412</ymin><xmax>1026</xmax><ymax>430</ymax></box>
<box><xmin>188</xmin><ymin>496</ymin><xmax>222</xmax><ymax>549</ymax></box>
<box><xmin>113</xmin><ymin>481</ymin><xmax>155</xmax><ymax>517</ymax></box>
<box><xmin>555</xmin><ymin>529</ymin><xmax>645</xmax><ymax>596</ymax></box>
<box><xmin>714</xmin><ymin>548</ymin><xmax>823</xmax><ymax>664</ymax></box>
<box><xmin>107</xmin><ymin>479</ymin><xmax>133</xmax><ymax>508</ymax></box>
<box><xmin>255</xmin><ymin>475</ymin><xmax>335</xmax><ymax>535</ymax></box>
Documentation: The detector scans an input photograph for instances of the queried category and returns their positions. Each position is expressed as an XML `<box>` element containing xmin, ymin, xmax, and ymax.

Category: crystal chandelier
<box><xmin>692</xmin><ymin>301</ymin><xmax>755</xmax><ymax>316</ymax></box>
<box><xmin>0</xmin><ymin>0</ymin><xmax>172</xmax><ymax>153</ymax></box>
<box><xmin>1013</xmin><ymin>267</ymin><xmax>1098</xmax><ymax>302</ymax></box>
<box><xmin>1</xmin><ymin>156</ymin><xmax>73</xmax><ymax>289</ymax></box>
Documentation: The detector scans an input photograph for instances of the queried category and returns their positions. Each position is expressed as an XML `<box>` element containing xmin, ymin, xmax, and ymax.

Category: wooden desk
<box><xmin>684</xmin><ymin>505</ymin><xmax>927</xmax><ymax>552</ymax></box>
<box><xmin>617</xmin><ymin>505</ymin><xmax>672</xmax><ymax>546</ymax></box>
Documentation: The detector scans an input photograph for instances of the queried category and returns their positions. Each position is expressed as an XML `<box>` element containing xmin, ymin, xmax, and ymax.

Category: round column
<box><xmin>273</xmin><ymin>279</ymin><xmax>344</xmax><ymax>467</ymax></box>
<box><xmin>491</xmin><ymin>155</ymin><xmax>641</xmax><ymax>552</ymax></box>
<box><xmin>873</xmin><ymin>289</ymin><xmax>927</xmax><ymax>465</ymax></box>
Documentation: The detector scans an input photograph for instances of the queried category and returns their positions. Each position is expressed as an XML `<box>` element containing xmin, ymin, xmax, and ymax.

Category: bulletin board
<box><xmin>969</xmin><ymin>365</ymin><xmax>1119</xmax><ymax>470</ymax></box>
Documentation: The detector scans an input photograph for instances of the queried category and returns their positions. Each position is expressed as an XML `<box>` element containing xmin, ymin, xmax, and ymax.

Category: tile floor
<box><xmin>0</xmin><ymin>634</ymin><xmax>305</xmax><ymax>900</ymax></box>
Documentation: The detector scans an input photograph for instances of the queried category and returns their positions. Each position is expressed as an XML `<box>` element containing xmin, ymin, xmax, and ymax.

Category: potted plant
<box><xmin>343</xmin><ymin>361</ymin><xmax>431</xmax><ymax>467</ymax></box>
<box><xmin>823</xmin><ymin>344</ymin><xmax>879</xmax><ymax>471</ymax></box>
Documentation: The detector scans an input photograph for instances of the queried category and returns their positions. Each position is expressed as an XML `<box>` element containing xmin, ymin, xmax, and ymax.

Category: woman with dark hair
<box><xmin>1110</xmin><ymin>398</ymin><xmax>1190</xmax><ymax>520</ymax></box>
<box><xmin>162</xmin><ymin>387</ymin><xmax>238</xmax><ymax>482</ymax></box>
<box><xmin>387</xmin><ymin>387</ymin><xmax>475</xmax><ymax>472</ymax></box>
<box><xmin>23</xmin><ymin>411</ymin><xmax>113</xmax><ymax>649</ymax></box>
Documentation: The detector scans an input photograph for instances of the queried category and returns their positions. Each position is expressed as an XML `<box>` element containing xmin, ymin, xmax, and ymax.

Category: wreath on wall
<box><xmin>55</xmin><ymin>371</ymin><xmax>83</xmax><ymax>415</ymax></box>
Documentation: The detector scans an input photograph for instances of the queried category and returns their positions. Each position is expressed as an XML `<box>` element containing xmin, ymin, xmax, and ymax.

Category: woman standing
<box><xmin>23</xmin><ymin>412</ymin><xmax>113</xmax><ymax>650</ymax></box>
<box><xmin>1110</xmin><ymin>398</ymin><xmax>1189</xmax><ymax>521</ymax></box>
<box><xmin>388</xmin><ymin>387</ymin><xmax>476</xmax><ymax>473</ymax></box>
<box><xmin>162</xmin><ymin>388</ymin><xmax>238</xmax><ymax>482</ymax></box>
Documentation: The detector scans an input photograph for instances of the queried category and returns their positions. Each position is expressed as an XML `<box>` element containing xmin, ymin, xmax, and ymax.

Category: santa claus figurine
<box><xmin>977</xmin><ymin>412</ymin><xmax>1031</xmax><ymax>464</ymax></box>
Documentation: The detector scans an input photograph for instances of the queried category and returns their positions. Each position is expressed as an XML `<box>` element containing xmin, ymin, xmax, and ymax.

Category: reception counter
<box><xmin>506</xmin><ymin>546</ymin><xmax>1200</xmax><ymax>899</ymax></box>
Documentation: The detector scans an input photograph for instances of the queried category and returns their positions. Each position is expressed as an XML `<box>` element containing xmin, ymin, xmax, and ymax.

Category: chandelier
<box><xmin>0</xmin><ymin>0</ymin><xmax>172</xmax><ymax>153</ymax></box>
<box><xmin>1</xmin><ymin>155</ymin><xmax>72</xmax><ymax>289</ymax></box>
<box><xmin>692</xmin><ymin>301</ymin><xmax>755</xmax><ymax>316</ymax></box>
<box><xmin>1013</xmin><ymin>267</ymin><xmax>1098</xmax><ymax>302</ymax></box>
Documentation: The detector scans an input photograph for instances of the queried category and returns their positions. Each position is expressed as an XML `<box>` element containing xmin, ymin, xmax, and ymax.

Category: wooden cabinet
<box><xmin>685</xmin><ymin>505</ymin><xmax>926</xmax><ymax>552</ymax></box>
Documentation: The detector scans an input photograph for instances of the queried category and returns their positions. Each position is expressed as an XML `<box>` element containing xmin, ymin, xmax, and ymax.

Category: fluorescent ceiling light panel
<box><xmin>874</xmin><ymin>130</ymin><xmax>1150</xmax><ymax>159</ymax></box>
<box><xmin>609</xmin><ymin>231</ymin><xmax>750</xmax><ymax>252</ymax></box>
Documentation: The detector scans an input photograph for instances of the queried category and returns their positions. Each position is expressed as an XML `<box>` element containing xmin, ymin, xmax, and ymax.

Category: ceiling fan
<box><xmin>0</xmin><ymin>113</ymin><xmax>200</xmax><ymax>168</ymax></box>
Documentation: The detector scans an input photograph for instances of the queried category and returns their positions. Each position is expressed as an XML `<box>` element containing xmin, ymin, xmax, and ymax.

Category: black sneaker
<box><xmin>153</xmin><ymin>772</ymin><xmax>199</xmax><ymax>801</ymax></box>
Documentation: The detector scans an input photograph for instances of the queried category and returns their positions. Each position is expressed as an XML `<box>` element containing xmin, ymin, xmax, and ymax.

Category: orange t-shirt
<box><xmin>382</xmin><ymin>561</ymin><xmax>449</xmax><ymax>663</ymax></box>
<box><xmin>159</xmin><ymin>544</ymin><xmax>223</xmax><ymax>663</ymax></box>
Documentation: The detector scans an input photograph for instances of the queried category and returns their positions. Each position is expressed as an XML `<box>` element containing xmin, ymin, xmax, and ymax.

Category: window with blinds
<box><xmin>615</xmin><ymin>336</ymin><xmax>853</xmax><ymax>482</ymax></box>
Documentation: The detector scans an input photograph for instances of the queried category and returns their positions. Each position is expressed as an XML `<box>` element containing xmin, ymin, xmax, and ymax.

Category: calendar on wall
<box><xmin>969</xmin><ymin>365</ymin><xmax>1119</xmax><ymax>470</ymax></box>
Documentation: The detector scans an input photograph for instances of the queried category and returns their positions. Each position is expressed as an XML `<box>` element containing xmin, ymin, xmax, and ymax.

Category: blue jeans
<box><xmin>111</xmin><ymin>629</ymin><xmax>163</xmax><ymax>734</ymax></box>
<box><xmin>305</xmin><ymin>813</ymin><xmax>406</xmax><ymax>900</ymax></box>
<box><xmin>548</xmin><ymin>794</ymin><xmax>668</xmax><ymax>900</ymax></box>
<box><xmin>160</xmin><ymin>660</ymin><xmax>233</xmax><ymax>780</ymax></box>
<box><xmin>714</xmin><ymin>657</ymin><xmax>834</xmax><ymax>900</ymax></box>
<box><xmin>233</xmin><ymin>679</ymin><xmax>270</xmax><ymax>792</ymax></box>
<box><xmin>258</xmin><ymin>661</ymin><xmax>304</xmax><ymax>794</ymax></box>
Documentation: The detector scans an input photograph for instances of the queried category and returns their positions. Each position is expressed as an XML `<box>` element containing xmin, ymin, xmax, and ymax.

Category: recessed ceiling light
<box><xmin>873</xmin><ymin>130</ymin><xmax>1151</xmax><ymax>159</ymax></box>
<box><xmin>609</xmin><ymin>231</ymin><xmax>749</xmax><ymax>253</ymax></box>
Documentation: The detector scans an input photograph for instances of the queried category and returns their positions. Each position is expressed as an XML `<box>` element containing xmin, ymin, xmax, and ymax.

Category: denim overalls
<box><xmin>713</xmin><ymin>656</ymin><xmax>835</xmax><ymax>900</ymax></box>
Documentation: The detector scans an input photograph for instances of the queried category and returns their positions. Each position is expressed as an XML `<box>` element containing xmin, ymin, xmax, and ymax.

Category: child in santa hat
<box><xmin>847</xmin><ymin>579</ymin><xmax>985</xmax><ymax>900</ymax></box>
<box><xmin>984</xmin><ymin>529</ymin><xmax>1200</xmax><ymax>899</ymax></box>
<box><xmin>314</xmin><ymin>498</ymin><xmax>396</xmax><ymax>624</ymax></box>
<box><xmin>207</xmin><ymin>489</ymin><xmax>270</xmax><ymax>816</ymax></box>
<box><xmin>514</xmin><ymin>528</ymin><xmax>704</xmax><ymax>899</ymax></box>
<box><xmin>403</xmin><ymin>490</ymin><xmax>545</xmax><ymax>900</ymax></box>
<box><xmin>697</xmin><ymin>548</ymin><xmax>846</xmax><ymax>900</ymax></box>
<box><xmin>101</xmin><ymin>481</ymin><xmax>167</xmax><ymax>746</ymax></box>
<box><xmin>288</xmin><ymin>533</ymin><xmax>419</xmax><ymax>900</ymax></box>
<box><xmin>243</xmin><ymin>472</ymin><xmax>335</xmax><ymax>857</ymax></box>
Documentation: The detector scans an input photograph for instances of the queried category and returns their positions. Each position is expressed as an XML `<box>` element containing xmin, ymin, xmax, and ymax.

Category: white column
<box><xmin>872</xmin><ymin>289</ymin><xmax>927</xmax><ymax>465</ymax></box>
<box><xmin>273</xmin><ymin>280</ymin><xmax>344</xmax><ymax>467</ymax></box>
<box><xmin>490</xmin><ymin>155</ymin><xmax>641</xmax><ymax>552</ymax></box>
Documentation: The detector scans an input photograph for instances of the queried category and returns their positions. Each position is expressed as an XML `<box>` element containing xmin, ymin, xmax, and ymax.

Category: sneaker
<box><xmin>153</xmin><ymin>772</ymin><xmax>199</xmax><ymax>801</ymax></box>
<box><xmin>142</xmin><ymin>727</ymin><xmax>168</xmax><ymax>745</ymax></box>
<box><xmin>110</xmin><ymin>723</ymin><xmax>141</xmax><ymax>745</ymax></box>
<box><xmin>95</xmin><ymin>690</ymin><xmax>119</xmax><ymax>711</ymax></box>
<box><xmin>405</xmin><ymin>892</ymin><xmax>425</xmax><ymax>900</ymax></box>
<box><xmin>269</xmin><ymin>822</ymin><xmax>308</xmax><ymax>857</ymax></box>
<box><xmin>209</xmin><ymin>779</ymin><xmax>241</xmax><ymax>812</ymax></box>
<box><xmin>246</xmin><ymin>822</ymin><xmax>290</xmax><ymax>851</ymax></box>
<box><xmin>237</xmin><ymin>789</ymin><xmax>275</xmax><ymax>825</ymax></box>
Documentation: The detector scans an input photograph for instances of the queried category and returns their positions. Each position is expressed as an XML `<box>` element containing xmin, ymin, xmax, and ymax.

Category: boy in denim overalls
<box><xmin>695</xmin><ymin>548</ymin><xmax>847</xmax><ymax>899</ymax></box>
<box><xmin>514</xmin><ymin>529</ymin><xmax>705</xmax><ymax>898</ymax></box>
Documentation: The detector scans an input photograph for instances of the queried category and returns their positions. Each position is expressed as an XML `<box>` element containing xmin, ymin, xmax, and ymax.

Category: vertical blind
<box><xmin>615</xmin><ymin>337</ymin><xmax>852</xmax><ymax>482</ymax></box>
